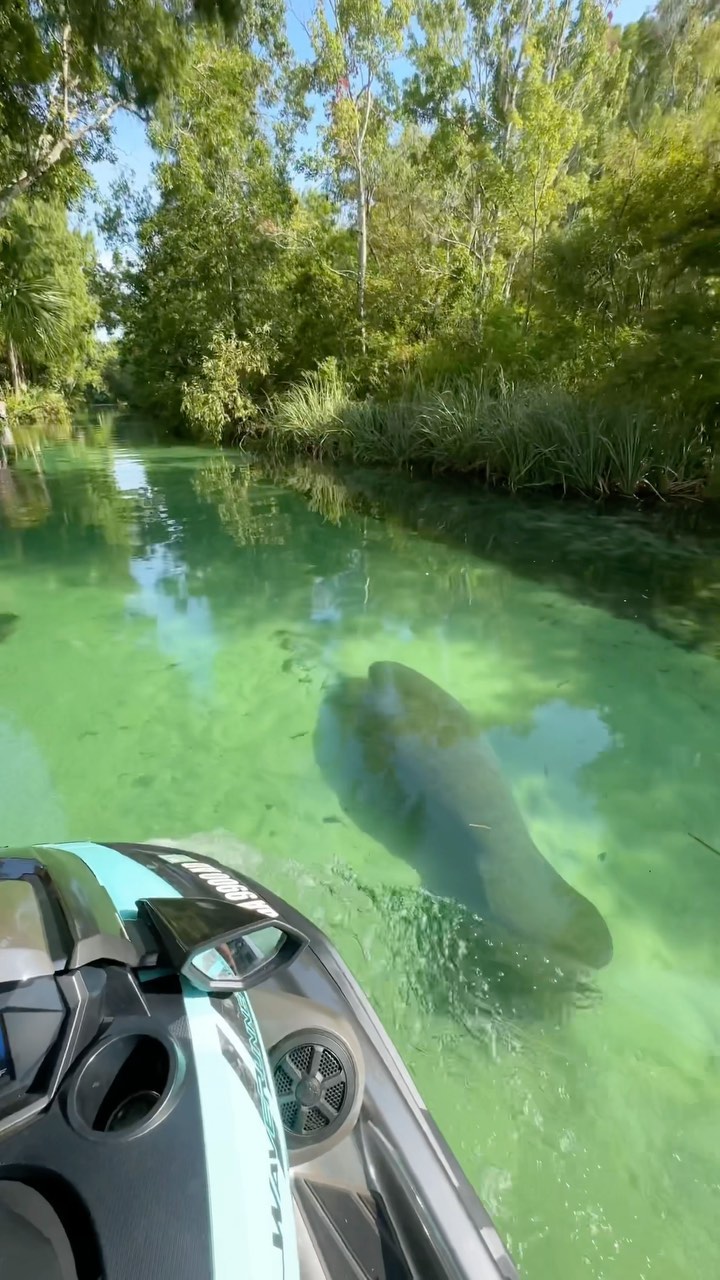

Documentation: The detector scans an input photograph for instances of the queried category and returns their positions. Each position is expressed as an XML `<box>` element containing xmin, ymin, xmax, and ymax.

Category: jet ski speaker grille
<box><xmin>270</xmin><ymin>1030</ymin><xmax>357</xmax><ymax>1150</ymax></box>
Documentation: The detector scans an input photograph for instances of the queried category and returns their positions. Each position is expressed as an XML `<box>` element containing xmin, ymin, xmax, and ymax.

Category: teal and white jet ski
<box><xmin>0</xmin><ymin>842</ymin><xmax>518</xmax><ymax>1280</ymax></box>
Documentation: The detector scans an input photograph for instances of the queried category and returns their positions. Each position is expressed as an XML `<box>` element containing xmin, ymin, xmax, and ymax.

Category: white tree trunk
<box><xmin>357</xmin><ymin>171</ymin><xmax>368</xmax><ymax>354</ymax></box>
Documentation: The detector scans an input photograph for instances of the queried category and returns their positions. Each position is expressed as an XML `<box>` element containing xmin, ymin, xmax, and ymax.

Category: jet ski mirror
<box><xmin>138</xmin><ymin>897</ymin><xmax>307</xmax><ymax>994</ymax></box>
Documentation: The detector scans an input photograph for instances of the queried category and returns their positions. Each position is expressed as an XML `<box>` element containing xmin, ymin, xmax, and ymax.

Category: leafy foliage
<box><xmin>182</xmin><ymin>330</ymin><xmax>275</xmax><ymax>442</ymax></box>
<box><xmin>118</xmin><ymin>36</ymin><xmax>291</xmax><ymax>431</ymax></box>
<box><xmin>108</xmin><ymin>0</ymin><xmax>720</xmax><ymax>490</ymax></box>
<box><xmin>4</xmin><ymin>385</ymin><xmax>71</xmax><ymax>433</ymax></box>
<box><xmin>0</xmin><ymin>0</ymin><xmax>283</xmax><ymax>215</ymax></box>
<box><xmin>0</xmin><ymin>198</ymin><xmax>99</xmax><ymax>394</ymax></box>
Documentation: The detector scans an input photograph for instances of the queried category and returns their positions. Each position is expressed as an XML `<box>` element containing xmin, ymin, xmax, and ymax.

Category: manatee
<box><xmin>314</xmin><ymin>661</ymin><xmax>612</xmax><ymax>973</ymax></box>
<box><xmin>0</xmin><ymin>613</ymin><xmax>18</xmax><ymax>643</ymax></box>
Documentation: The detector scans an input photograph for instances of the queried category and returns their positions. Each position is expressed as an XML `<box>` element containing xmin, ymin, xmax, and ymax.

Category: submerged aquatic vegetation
<box><xmin>333</xmin><ymin>870</ymin><xmax>601</xmax><ymax>1044</ymax></box>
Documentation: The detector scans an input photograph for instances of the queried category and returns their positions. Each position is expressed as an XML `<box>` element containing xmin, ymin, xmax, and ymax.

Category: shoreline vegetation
<box><xmin>3</xmin><ymin>372</ymin><xmax>715</xmax><ymax>505</ymax></box>
<box><xmin>245</xmin><ymin>363</ymin><xmax>712</xmax><ymax>501</ymax></box>
<box><xmin>1</xmin><ymin>1</ymin><xmax>719</xmax><ymax>505</ymax></box>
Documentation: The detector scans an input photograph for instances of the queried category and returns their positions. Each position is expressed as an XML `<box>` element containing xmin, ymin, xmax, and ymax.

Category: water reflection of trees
<box><xmin>252</xmin><ymin>457</ymin><xmax>720</xmax><ymax>658</ymax></box>
<box><xmin>192</xmin><ymin>457</ymin><xmax>290</xmax><ymax>547</ymax></box>
<box><xmin>183</xmin><ymin>456</ymin><xmax>371</xmax><ymax>621</ymax></box>
<box><xmin>0</xmin><ymin>466</ymin><xmax>51</xmax><ymax>529</ymax></box>
<box><xmin>192</xmin><ymin>455</ymin><xmax>479</xmax><ymax>626</ymax></box>
<box><xmin>4</xmin><ymin>462</ymin><xmax>136</xmax><ymax>548</ymax></box>
<box><xmin>0</xmin><ymin>447</ymin><xmax>139</xmax><ymax>563</ymax></box>
<box><xmin>70</xmin><ymin>467</ymin><xmax>137</xmax><ymax>548</ymax></box>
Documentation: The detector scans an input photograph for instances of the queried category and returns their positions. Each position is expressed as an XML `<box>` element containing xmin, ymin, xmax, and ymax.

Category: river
<box><xmin>1</xmin><ymin>428</ymin><xmax>719</xmax><ymax>1278</ymax></box>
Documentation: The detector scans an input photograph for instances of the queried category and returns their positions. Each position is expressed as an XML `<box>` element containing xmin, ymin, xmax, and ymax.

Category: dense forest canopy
<box><xmin>0</xmin><ymin>0</ymin><xmax>718</xmax><ymax>494</ymax></box>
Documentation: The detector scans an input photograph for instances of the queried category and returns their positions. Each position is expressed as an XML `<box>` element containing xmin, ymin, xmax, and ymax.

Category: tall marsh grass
<box><xmin>257</xmin><ymin>366</ymin><xmax>708</xmax><ymax>498</ymax></box>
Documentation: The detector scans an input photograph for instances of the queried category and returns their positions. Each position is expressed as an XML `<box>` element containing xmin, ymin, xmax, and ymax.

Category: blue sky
<box><xmin>84</xmin><ymin>0</ymin><xmax>653</xmax><ymax>255</ymax></box>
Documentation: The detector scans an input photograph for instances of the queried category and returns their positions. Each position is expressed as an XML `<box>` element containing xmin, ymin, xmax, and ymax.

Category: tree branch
<box><xmin>0</xmin><ymin>99</ymin><xmax>125</xmax><ymax>219</ymax></box>
<box><xmin>433</xmin><ymin>231</ymin><xmax>486</xmax><ymax>265</ymax></box>
<box><xmin>61</xmin><ymin>23</ymin><xmax>71</xmax><ymax>127</ymax></box>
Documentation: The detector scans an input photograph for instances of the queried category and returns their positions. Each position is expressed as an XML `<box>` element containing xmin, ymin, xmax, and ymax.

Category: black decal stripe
<box><xmin>217</xmin><ymin>1023</ymin><xmax>260</xmax><ymax>1103</ymax></box>
<box><xmin>269</xmin><ymin>1165</ymin><xmax>284</xmax><ymax>1252</ymax></box>
<box><xmin>107</xmin><ymin>843</ymin><xmax>280</xmax><ymax>917</ymax></box>
<box><xmin>211</xmin><ymin>997</ymin><xmax>263</xmax><ymax>1112</ymax></box>
<box><xmin>238</xmin><ymin>994</ymin><xmax>286</xmax><ymax>1177</ymax></box>
<box><xmin>106</xmin><ymin>843</ymin><xmax>217</xmax><ymax>897</ymax></box>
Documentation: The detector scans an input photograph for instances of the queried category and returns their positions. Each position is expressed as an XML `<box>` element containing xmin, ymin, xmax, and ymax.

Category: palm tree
<box><xmin>0</xmin><ymin>272</ymin><xmax>68</xmax><ymax>393</ymax></box>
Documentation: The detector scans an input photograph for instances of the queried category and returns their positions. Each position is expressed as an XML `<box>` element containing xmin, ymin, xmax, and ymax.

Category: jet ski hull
<box><xmin>0</xmin><ymin>842</ymin><xmax>518</xmax><ymax>1280</ymax></box>
<box><xmin>109</xmin><ymin>843</ymin><xmax>519</xmax><ymax>1280</ymax></box>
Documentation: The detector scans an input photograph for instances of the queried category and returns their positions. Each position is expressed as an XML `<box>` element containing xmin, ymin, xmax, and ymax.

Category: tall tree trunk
<box><xmin>8</xmin><ymin>339</ymin><xmax>24</xmax><ymax>394</ymax></box>
<box><xmin>357</xmin><ymin>169</ymin><xmax>368</xmax><ymax>354</ymax></box>
<box><xmin>503</xmin><ymin>249</ymin><xmax>521</xmax><ymax>300</ymax></box>
<box><xmin>478</xmin><ymin>0</ymin><xmax>534</xmax><ymax>304</ymax></box>
<box><xmin>548</xmin><ymin>0</ymin><xmax>571</xmax><ymax>84</ymax></box>
<box><xmin>499</xmin><ymin>0</ymin><xmax>534</xmax><ymax>161</ymax></box>
<box><xmin>524</xmin><ymin>220</ymin><xmax>538</xmax><ymax>332</ymax></box>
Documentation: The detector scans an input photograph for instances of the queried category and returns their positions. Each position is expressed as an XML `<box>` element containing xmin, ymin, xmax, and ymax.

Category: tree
<box><xmin>621</xmin><ymin>0</ymin><xmax>720</xmax><ymax>130</ymax></box>
<box><xmin>345</xmin><ymin>127</ymin><xmax>460</xmax><ymax>385</ymax></box>
<box><xmin>530</xmin><ymin>5</ymin><xmax>720</xmax><ymax>421</ymax></box>
<box><xmin>0</xmin><ymin>0</ymin><xmax>279</xmax><ymax>218</ymax></box>
<box><xmin>405</xmin><ymin>0</ymin><xmax>615</xmax><ymax>313</ymax></box>
<box><xmin>119</xmin><ymin>35</ymin><xmax>292</xmax><ymax>429</ymax></box>
<box><xmin>0</xmin><ymin>198</ymin><xmax>99</xmax><ymax>393</ymax></box>
<box><xmin>306</xmin><ymin>0</ymin><xmax>411</xmax><ymax>350</ymax></box>
<box><xmin>267</xmin><ymin>193</ymin><xmax>358</xmax><ymax>382</ymax></box>
<box><xmin>112</xmin><ymin>0</ymin><xmax>720</xmax><ymax>459</ymax></box>
<box><xmin>0</xmin><ymin>271</ymin><xmax>65</xmax><ymax>393</ymax></box>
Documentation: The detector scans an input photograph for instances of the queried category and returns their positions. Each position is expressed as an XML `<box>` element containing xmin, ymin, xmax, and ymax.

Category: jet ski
<box><xmin>0</xmin><ymin>841</ymin><xmax>519</xmax><ymax>1280</ymax></box>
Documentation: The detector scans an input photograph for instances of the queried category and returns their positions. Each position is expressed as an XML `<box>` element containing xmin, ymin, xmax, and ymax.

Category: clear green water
<box><xmin>1</xmin><ymin>435</ymin><xmax>719</xmax><ymax>1278</ymax></box>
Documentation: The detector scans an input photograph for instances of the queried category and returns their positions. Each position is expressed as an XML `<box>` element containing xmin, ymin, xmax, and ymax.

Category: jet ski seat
<box><xmin>0</xmin><ymin>1181</ymin><xmax>78</xmax><ymax>1280</ymax></box>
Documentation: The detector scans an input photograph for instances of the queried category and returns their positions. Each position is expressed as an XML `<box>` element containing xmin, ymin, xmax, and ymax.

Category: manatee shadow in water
<box><xmin>314</xmin><ymin>661</ymin><xmax>612</xmax><ymax>1015</ymax></box>
<box><xmin>0</xmin><ymin>614</ymin><xmax>18</xmax><ymax>643</ymax></box>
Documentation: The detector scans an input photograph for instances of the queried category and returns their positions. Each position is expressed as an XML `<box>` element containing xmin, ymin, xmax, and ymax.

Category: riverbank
<box><xmin>244</xmin><ymin>367</ymin><xmax>712</xmax><ymax>502</ymax></box>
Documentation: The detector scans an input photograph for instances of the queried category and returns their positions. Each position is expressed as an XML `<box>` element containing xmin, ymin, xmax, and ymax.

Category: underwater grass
<box><xmin>255</xmin><ymin>366</ymin><xmax>709</xmax><ymax>499</ymax></box>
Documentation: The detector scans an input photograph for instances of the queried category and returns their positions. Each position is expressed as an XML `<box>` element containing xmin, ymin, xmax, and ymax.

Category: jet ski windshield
<box><xmin>0</xmin><ymin>863</ymin><xmax>63</xmax><ymax>984</ymax></box>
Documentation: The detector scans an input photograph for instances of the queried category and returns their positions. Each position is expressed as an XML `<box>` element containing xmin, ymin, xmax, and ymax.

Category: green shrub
<box><xmin>181</xmin><ymin>331</ymin><xmax>274</xmax><ymax>444</ymax></box>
